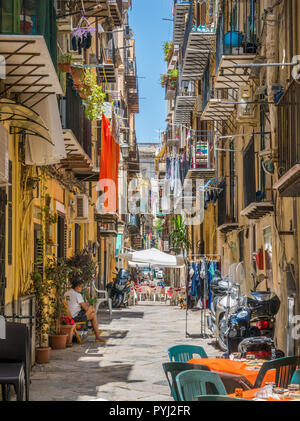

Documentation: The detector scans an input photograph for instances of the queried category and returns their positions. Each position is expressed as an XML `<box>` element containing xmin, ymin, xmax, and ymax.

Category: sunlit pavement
<box><xmin>30</xmin><ymin>302</ymin><xmax>222</xmax><ymax>401</ymax></box>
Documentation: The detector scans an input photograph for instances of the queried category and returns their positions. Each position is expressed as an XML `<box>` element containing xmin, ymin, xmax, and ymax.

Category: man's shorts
<box><xmin>73</xmin><ymin>309</ymin><xmax>87</xmax><ymax>323</ymax></box>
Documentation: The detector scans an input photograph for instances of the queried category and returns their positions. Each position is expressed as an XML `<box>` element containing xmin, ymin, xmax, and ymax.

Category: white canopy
<box><xmin>119</xmin><ymin>248</ymin><xmax>184</xmax><ymax>268</ymax></box>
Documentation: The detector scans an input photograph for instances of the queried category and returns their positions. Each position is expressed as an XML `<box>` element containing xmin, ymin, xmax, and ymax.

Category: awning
<box><xmin>119</xmin><ymin>248</ymin><xmax>185</xmax><ymax>268</ymax></box>
<box><xmin>0</xmin><ymin>98</ymin><xmax>51</xmax><ymax>144</ymax></box>
<box><xmin>25</xmin><ymin>94</ymin><xmax>66</xmax><ymax>166</ymax></box>
<box><xmin>0</xmin><ymin>35</ymin><xmax>63</xmax><ymax>104</ymax></box>
<box><xmin>173</xmin><ymin>1</ymin><xmax>191</xmax><ymax>45</ymax></box>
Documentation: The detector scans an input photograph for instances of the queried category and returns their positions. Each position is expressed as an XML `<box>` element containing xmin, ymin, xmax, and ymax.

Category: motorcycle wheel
<box><xmin>218</xmin><ymin>316</ymin><xmax>228</xmax><ymax>352</ymax></box>
<box><xmin>112</xmin><ymin>294</ymin><xmax>122</xmax><ymax>308</ymax></box>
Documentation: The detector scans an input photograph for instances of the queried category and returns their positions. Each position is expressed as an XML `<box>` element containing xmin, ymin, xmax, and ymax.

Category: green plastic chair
<box><xmin>194</xmin><ymin>395</ymin><xmax>250</xmax><ymax>401</ymax></box>
<box><xmin>290</xmin><ymin>369</ymin><xmax>300</xmax><ymax>385</ymax></box>
<box><xmin>176</xmin><ymin>369</ymin><xmax>227</xmax><ymax>401</ymax></box>
<box><xmin>162</xmin><ymin>362</ymin><xmax>211</xmax><ymax>401</ymax></box>
<box><xmin>168</xmin><ymin>345</ymin><xmax>208</xmax><ymax>362</ymax></box>
<box><xmin>254</xmin><ymin>356</ymin><xmax>300</xmax><ymax>389</ymax></box>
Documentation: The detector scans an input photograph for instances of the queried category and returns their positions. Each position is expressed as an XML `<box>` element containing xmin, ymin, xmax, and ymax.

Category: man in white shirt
<box><xmin>65</xmin><ymin>279</ymin><xmax>107</xmax><ymax>343</ymax></box>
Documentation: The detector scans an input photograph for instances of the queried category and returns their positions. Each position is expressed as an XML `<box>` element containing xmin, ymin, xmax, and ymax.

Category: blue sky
<box><xmin>129</xmin><ymin>0</ymin><xmax>173</xmax><ymax>143</ymax></box>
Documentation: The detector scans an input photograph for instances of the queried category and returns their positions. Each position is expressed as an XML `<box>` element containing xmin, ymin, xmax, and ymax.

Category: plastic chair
<box><xmin>290</xmin><ymin>369</ymin><xmax>300</xmax><ymax>385</ymax></box>
<box><xmin>176</xmin><ymin>369</ymin><xmax>227</xmax><ymax>401</ymax></box>
<box><xmin>162</xmin><ymin>362</ymin><xmax>211</xmax><ymax>401</ymax></box>
<box><xmin>254</xmin><ymin>356</ymin><xmax>300</xmax><ymax>389</ymax></box>
<box><xmin>0</xmin><ymin>322</ymin><xmax>31</xmax><ymax>401</ymax></box>
<box><xmin>92</xmin><ymin>282</ymin><xmax>112</xmax><ymax>319</ymax></box>
<box><xmin>194</xmin><ymin>395</ymin><xmax>250</xmax><ymax>401</ymax></box>
<box><xmin>168</xmin><ymin>344</ymin><xmax>208</xmax><ymax>362</ymax></box>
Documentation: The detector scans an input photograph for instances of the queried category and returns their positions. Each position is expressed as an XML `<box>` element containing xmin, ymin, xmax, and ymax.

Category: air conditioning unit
<box><xmin>75</xmin><ymin>195</ymin><xmax>89</xmax><ymax>220</ymax></box>
<box><xmin>0</xmin><ymin>124</ymin><xmax>9</xmax><ymax>186</ymax></box>
<box><xmin>237</xmin><ymin>86</ymin><xmax>258</xmax><ymax>126</ymax></box>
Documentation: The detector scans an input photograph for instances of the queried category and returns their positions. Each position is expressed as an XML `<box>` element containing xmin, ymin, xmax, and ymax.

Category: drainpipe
<box><xmin>13</xmin><ymin>134</ymin><xmax>19</xmax><ymax>312</ymax></box>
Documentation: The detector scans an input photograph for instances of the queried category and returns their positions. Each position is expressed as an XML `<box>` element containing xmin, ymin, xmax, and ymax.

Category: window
<box><xmin>7</xmin><ymin>161</ymin><xmax>12</xmax><ymax>266</ymax></box>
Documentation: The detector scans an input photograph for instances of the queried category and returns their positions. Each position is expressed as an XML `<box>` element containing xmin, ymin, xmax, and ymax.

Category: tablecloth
<box><xmin>188</xmin><ymin>358</ymin><xmax>275</xmax><ymax>389</ymax></box>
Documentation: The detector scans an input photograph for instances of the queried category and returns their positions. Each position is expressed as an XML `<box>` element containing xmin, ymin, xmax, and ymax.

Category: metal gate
<box><xmin>0</xmin><ymin>188</ymin><xmax>6</xmax><ymax>315</ymax></box>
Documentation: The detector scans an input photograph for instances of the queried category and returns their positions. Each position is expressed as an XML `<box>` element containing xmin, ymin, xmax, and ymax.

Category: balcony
<box><xmin>174</xmin><ymin>80</ymin><xmax>196</xmax><ymax>124</ymax></box>
<box><xmin>185</xmin><ymin>131</ymin><xmax>216</xmax><ymax>181</ymax></box>
<box><xmin>125</xmin><ymin>75</ymin><xmax>137</xmax><ymax>90</ymax></box>
<box><xmin>201</xmin><ymin>60</ymin><xmax>235</xmax><ymax>122</ymax></box>
<box><xmin>173</xmin><ymin>0</ymin><xmax>191</xmax><ymax>45</ymax></box>
<box><xmin>165</xmin><ymin>78</ymin><xmax>176</xmax><ymax>101</ymax></box>
<box><xmin>273</xmin><ymin>80</ymin><xmax>300</xmax><ymax>197</ymax></box>
<box><xmin>214</xmin><ymin>3</ymin><xmax>259</xmax><ymax>90</ymax></box>
<box><xmin>0</xmin><ymin>1</ymin><xmax>62</xmax><ymax>101</ymax></box>
<box><xmin>108</xmin><ymin>0</ymin><xmax>123</xmax><ymax>27</ymax></box>
<box><xmin>240</xmin><ymin>137</ymin><xmax>274</xmax><ymax>219</ymax></box>
<box><xmin>127</xmin><ymin>214</ymin><xmax>140</xmax><ymax>234</ymax></box>
<box><xmin>128</xmin><ymin>92</ymin><xmax>139</xmax><ymax>114</ymax></box>
<box><xmin>67</xmin><ymin>1</ymin><xmax>110</xmax><ymax>19</ymax></box>
<box><xmin>181</xmin><ymin>3</ymin><xmax>215</xmax><ymax>81</ymax></box>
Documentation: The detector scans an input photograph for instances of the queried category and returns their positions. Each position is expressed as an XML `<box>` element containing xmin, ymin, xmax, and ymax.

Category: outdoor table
<box><xmin>188</xmin><ymin>358</ymin><xmax>276</xmax><ymax>393</ymax></box>
<box><xmin>227</xmin><ymin>388</ymin><xmax>299</xmax><ymax>401</ymax></box>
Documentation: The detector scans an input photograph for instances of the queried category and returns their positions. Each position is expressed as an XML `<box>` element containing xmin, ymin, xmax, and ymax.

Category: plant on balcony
<box><xmin>168</xmin><ymin>69</ymin><xmax>178</xmax><ymax>87</ymax></box>
<box><xmin>169</xmin><ymin>215</ymin><xmax>191</xmax><ymax>257</ymax></box>
<box><xmin>58</xmin><ymin>53</ymin><xmax>73</xmax><ymax>73</ymax></box>
<box><xmin>81</xmin><ymin>68</ymin><xmax>106</xmax><ymax>121</ymax></box>
<box><xmin>163</xmin><ymin>41</ymin><xmax>174</xmax><ymax>61</ymax></box>
<box><xmin>66</xmin><ymin>249</ymin><xmax>97</xmax><ymax>287</ymax></box>
<box><xmin>160</xmin><ymin>73</ymin><xmax>168</xmax><ymax>87</ymax></box>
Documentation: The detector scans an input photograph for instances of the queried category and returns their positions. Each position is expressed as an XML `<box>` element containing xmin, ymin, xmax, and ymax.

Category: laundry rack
<box><xmin>185</xmin><ymin>254</ymin><xmax>221</xmax><ymax>339</ymax></box>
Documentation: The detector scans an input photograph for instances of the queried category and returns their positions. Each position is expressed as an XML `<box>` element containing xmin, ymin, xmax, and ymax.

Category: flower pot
<box><xmin>49</xmin><ymin>334</ymin><xmax>68</xmax><ymax>350</ymax></box>
<box><xmin>59</xmin><ymin>325</ymin><xmax>75</xmax><ymax>347</ymax></box>
<box><xmin>36</xmin><ymin>347</ymin><xmax>51</xmax><ymax>364</ymax></box>
<box><xmin>58</xmin><ymin>62</ymin><xmax>71</xmax><ymax>73</ymax></box>
<box><xmin>71</xmin><ymin>67</ymin><xmax>84</xmax><ymax>85</ymax></box>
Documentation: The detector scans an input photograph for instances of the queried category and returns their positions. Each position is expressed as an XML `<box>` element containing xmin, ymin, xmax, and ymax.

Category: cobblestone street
<box><xmin>30</xmin><ymin>303</ymin><xmax>222</xmax><ymax>401</ymax></box>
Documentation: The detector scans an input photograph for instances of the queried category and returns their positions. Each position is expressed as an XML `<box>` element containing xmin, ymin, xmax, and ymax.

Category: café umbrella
<box><xmin>119</xmin><ymin>248</ymin><xmax>184</xmax><ymax>268</ymax></box>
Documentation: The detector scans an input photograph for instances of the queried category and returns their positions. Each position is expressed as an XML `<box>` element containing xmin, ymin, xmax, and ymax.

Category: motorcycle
<box><xmin>106</xmin><ymin>269</ymin><xmax>132</xmax><ymax>308</ymax></box>
<box><xmin>226</xmin><ymin>274</ymin><xmax>281</xmax><ymax>354</ymax></box>
<box><xmin>207</xmin><ymin>263</ymin><xmax>244</xmax><ymax>351</ymax></box>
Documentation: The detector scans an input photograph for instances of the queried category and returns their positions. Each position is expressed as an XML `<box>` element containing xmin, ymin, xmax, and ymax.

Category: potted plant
<box><xmin>46</xmin><ymin>257</ymin><xmax>75</xmax><ymax>350</ymax></box>
<box><xmin>80</xmin><ymin>68</ymin><xmax>106</xmax><ymax>120</ymax></box>
<box><xmin>160</xmin><ymin>73</ymin><xmax>168</xmax><ymax>87</ymax></box>
<box><xmin>59</xmin><ymin>312</ymin><xmax>75</xmax><ymax>347</ymax></box>
<box><xmin>163</xmin><ymin>41</ymin><xmax>173</xmax><ymax>62</ymax></box>
<box><xmin>58</xmin><ymin>53</ymin><xmax>73</xmax><ymax>73</ymax></box>
<box><xmin>168</xmin><ymin>69</ymin><xmax>178</xmax><ymax>82</ymax></box>
<box><xmin>30</xmin><ymin>259</ymin><xmax>52</xmax><ymax>364</ymax></box>
<box><xmin>169</xmin><ymin>215</ymin><xmax>191</xmax><ymax>260</ymax></box>
<box><xmin>71</xmin><ymin>65</ymin><xmax>85</xmax><ymax>88</ymax></box>
<box><xmin>66</xmin><ymin>249</ymin><xmax>97</xmax><ymax>289</ymax></box>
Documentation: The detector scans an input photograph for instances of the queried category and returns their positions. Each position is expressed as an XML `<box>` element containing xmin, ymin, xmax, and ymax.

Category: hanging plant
<box><xmin>81</xmin><ymin>68</ymin><xmax>106</xmax><ymax>121</ymax></box>
<box><xmin>160</xmin><ymin>73</ymin><xmax>168</xmax><ymax>87</ymax></box>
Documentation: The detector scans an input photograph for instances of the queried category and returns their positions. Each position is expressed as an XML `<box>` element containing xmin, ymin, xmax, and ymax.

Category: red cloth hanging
<box><xmin>99</xmin><ymin>114</ymin><xmax>119</xmax><ymax>212</ymax></box>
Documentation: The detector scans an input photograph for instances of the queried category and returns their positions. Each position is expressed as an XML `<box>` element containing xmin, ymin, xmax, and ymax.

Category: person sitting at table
<box><xmin>64</xmin><ymin>278</ymin><xmax>107</xmax><ymax>343</ymax></box>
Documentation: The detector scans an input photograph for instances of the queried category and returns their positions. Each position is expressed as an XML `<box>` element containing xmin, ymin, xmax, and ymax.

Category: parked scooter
<box><xmin>106</xmin><ymin>269</ymin><xmax>132</xmax><ymax>308</ymax></box>
<box><xmin>207</xmin><ymin>263</ymin><xmax>244</xmax><ymax>351</ymax></box>
<box><xmin>226</xmin><ymin>274</ymin><xmax>281</xmax><ymax>354</ymax></box>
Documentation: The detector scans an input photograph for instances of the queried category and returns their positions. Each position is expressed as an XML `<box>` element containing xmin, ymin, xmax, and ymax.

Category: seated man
<box><xmin>65</xmin><ymin>279</ymin><xmax>107</xmax><ymax>343</ymax></box>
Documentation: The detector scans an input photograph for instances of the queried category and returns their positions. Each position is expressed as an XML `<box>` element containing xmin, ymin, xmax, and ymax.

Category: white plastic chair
<box><xmin>92</xmin><ymin>282</ymin><xmax>112</xmax><ymax>319</ymax></box>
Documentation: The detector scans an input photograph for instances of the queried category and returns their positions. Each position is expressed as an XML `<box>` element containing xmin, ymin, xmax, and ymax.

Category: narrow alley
<box><xmin>30</xmin><ymin>303</ymin><xmax>221</xmax><ymax>401</ymax></box>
